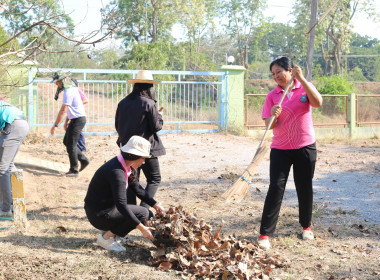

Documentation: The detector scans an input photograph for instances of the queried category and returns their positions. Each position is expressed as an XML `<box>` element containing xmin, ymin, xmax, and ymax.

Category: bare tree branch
<box><xmin>0</xmin><ymin>0</ymin><xmax>133</xmax><ymax>92</ymax></box>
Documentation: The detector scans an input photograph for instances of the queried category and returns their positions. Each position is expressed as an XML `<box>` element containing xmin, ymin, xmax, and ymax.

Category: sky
<box><xmin>61</xmin><ymin>0</ymin><xmax>380</xmax><ymax>49</ymax></box>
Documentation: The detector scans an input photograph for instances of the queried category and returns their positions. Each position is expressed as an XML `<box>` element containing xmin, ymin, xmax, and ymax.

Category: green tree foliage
<box><xmin>220</xmin><ymin>0</ymin><xmax>267</xmax><ymax>69</ymax></box>
<box><xmin>0</xmin><ymin>25</ymin><xmax>18</xmax><ymax>51</ymax></box>
<box><xmin>174</xmin><ymin>0</ymin><xmax>217</xmax><ymax>64</ymax></box>
<box><xmin>252</xmin><ymin>23</ymin><xmax>300</xmax><ymax>61</ymax></box>
<box><xmin>315</xmin><ymin>74</ymin><xmax>354</xmax><ymax>115</ymax></box>
<box><xmin>199</xmin><ymin>29</ymin><xmax>239</xmax><ymax>66</ymax></box>
<box><xmin>109</xmin><ymin>0</ymin><xmax>175</xmax><ymax>45</ymax></box>
<box><xmin>120</xmin><ymin>40</ymin><xmax>217</xmax><ymax>72</ymax></box>
<box><xmin>3</xmin><ymin>0</ymin><xmax>74</xmax><ymax>45</ymax></box>
<box><xmin>293</xmin><ymin>0</ymin><xmax>379</xmax><ymax>76</ymax></box>
<box><xmin>95</xmin><ymin>49</ymin><xmax>122</xmax><ymax>69</ymax></box>
<box><xmin>0</xmin><ymin>25</ymin><xmax>20</xmax><ymax>96</ymax></box>
<box><xmin>346</xmin><ymin>33</ymin><xmax>380</xmax><ymax>81</ymax></box>
<box><xmin>121</xmin><ymin>41</ymin><xmax>172</xmax><ymax>70</ymax></box>
<box><xmin>316</xmin><ymin>74</ymin><xmax>354</xmax><ymax>95</ymax></box>
<box><xmin>0</xmin><ymin>0</ymin><xmax>123</xmax><ymax>97</ymax></box>
<box><xmin>36</xmin><ymin>36</ymin><xmax>93</xmax><ymax>68</ymax></box>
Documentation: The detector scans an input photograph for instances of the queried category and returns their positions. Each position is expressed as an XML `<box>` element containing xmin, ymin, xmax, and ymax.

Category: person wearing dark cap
<box><xmin>70</xmin><ymin>78</ymin><xmax>88</xmax><ymax>153</ymax></box>
<box><xmin>84</xmin><ymin>136</ymin><xmax>165</xmax><ymax>252</ymax></box>
<box><xmin>50</xmin><ymin>71</ymin><xmax>90</xmax><ymax>177</ymax></box>
<box><xmin>115</xmin><ymin>70</ymin><xmax>166</xmax><ymax>210</ymax></box>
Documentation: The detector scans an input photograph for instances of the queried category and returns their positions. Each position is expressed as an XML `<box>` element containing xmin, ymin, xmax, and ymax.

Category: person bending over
<box><xmin>84</xmin><ymin>136</ymin><xmax>165</xmax><ymax>252</ymax></box>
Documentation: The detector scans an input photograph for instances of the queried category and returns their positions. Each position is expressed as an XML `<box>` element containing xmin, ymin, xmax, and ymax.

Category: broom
<box><xmin>222</xmin><ymin>76</ymin><xmax>295</xmax><ymax>202</ymax></box>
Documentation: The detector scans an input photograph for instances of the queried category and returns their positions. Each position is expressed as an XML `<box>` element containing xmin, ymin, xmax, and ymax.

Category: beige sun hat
<box><xmin>120</xmin><ymin>136</ymin><xmax>151</xmax><ymax>158</ymax></box>
<box><xmin>127</xmin><ymin>70</ymin><xmax>160</xmax><ymax>85</ymax></box>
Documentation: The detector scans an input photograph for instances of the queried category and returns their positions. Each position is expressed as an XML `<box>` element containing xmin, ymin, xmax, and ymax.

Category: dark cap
<box><xmin>50</xmin><ymin>71</ymin><xmax>70</xmax><ymax>83</ymax></box>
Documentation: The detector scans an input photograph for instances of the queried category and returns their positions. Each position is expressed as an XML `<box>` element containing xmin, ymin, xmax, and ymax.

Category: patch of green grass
<box><xmin>277</xmin><ymin>236</ymin><xmax>297</xmax><ymax>247</ymax></box>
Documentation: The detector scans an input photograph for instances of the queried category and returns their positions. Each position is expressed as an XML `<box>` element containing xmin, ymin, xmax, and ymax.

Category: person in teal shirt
<box><xmin>0</xmin><ymin>100</ymin><xmax>29</xmax><ymax>217</ymax></box>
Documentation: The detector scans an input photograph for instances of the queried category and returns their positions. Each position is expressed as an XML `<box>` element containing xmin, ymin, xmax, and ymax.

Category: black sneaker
<box><xmin>65</xmin><ymin>171</ymin><xmax>79</xmax><ymax>177</ymax></box>
<box><xmin>79</xmin><ymin>160</ymin><xmax>90</xmax><ymax>172</ymax></box>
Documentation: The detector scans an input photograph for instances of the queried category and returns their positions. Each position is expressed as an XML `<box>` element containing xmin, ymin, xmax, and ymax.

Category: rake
<box><xmin>222</xmin><ymin>76</ymin><xmax>295</xmax><ymax>202</ymax></box>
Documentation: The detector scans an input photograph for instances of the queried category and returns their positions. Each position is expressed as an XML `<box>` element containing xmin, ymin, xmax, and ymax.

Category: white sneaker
<box><xmin>115</xmin><ymin>235</ymin><xmax>128</xmax><ymax>244</ymax></box>
<box><xmin>0</xmin><ymin>210</ymin><xmax>12</xmax><ymax>217</ymax></box>
<box><xmin>96</xmin><ymin>234</ymin><xmax>126</xmax><ymax>252</ymax></box>
<box><xmin>99</xmin><ymin>231</ymin><xmax>127</xmax><ymax>245</ymax></box>
<box><xmin>258</xmin><ymin>238</ymin><xmax>271</xmax><ymax>250</ymax></box>
<box><xmin>302</xmin><ymin>230</ymin><xmax>314</xmax><ymax>240</ymax></box>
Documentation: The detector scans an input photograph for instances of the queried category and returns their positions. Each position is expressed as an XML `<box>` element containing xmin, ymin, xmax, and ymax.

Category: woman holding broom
<box><xmin>258</xmin><ymin>56</ymin><xmax>323</xmax><ymax>250</ymax></box>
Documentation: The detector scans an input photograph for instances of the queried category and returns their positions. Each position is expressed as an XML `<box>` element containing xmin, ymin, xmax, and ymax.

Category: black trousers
<box><xmin>63</xmin><ymin>116</ymin><xmax>88</xmax><ymax>173</ymax></box>
<box><xmin>134</xmin><ymin>157</ymin><xmax>161</xmax><ymax>209</ymax></box>
<box><xmin>85</xmin><ymin>205</ymin><xmax>152</xmax><ymax>237</ymax></box>
<box><xmin>260</xmin><ymin>143</ymin><xmax>317</xmax><ymax>236</ymax></box>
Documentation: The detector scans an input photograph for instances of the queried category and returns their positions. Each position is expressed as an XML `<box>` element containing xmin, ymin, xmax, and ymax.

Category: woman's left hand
<box><xmin>153</xmin><ymin>203</ymin><xmax>165</xmax><ymax>215</ymax></box>
<box><xmin>292</xmin><ymin>65</ymin><xmax>304</xmax><ymax>81</ymax></box>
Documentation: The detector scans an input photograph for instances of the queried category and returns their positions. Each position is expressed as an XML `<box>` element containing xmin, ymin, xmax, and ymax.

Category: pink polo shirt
<box><xmin>262</xmin><ymin>79</ymin><xmax>317</xmax><ymax>150</ymax></box>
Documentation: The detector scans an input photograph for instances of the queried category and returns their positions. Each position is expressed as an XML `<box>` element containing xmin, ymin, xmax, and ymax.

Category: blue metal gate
<box><xmin>28</xmin><ymin>68</ymin><xmax>228</xmax><ymax>135</ymax></box>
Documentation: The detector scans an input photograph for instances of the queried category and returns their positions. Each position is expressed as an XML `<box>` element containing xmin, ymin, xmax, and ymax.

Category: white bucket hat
<box><xmin>120</xmin><ymin>136</ymin><xmax>151</xmax><ymax>158</ymax></box>
<box><xmin>128</xmin><ymin>70</ymin><xmax>160</xmax><ymax>85</ymax></box>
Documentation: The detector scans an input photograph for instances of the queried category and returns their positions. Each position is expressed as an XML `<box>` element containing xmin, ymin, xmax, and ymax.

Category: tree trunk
<box><xmin>305</xmin><ymin>0</ymin><xmax>318</xmax><ymax>81</ymax></box>
<box><xmin>151</xmin><ymin>7</ymin><xmax>157</xmax><ymax>42</ymax></box>
<box><xmin>244</xmin><ymin>42</ymin><xmax>249</xmax><ymax>69</ymax></box>
<box><xmin>329</xmin><ymin>58</ymin><xmax>334</xmax><ymax>76</ymax></box>
<box><xmin>321</xmin><ymin>42</ymin><xmax>328</xmax><ymax>76</ymax></box>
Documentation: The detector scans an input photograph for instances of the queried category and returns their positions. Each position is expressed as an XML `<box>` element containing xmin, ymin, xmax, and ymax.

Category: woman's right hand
<box><xmin>271</xmin><ymin>105</ymin><xmax>282</xmax><ymax>118</ymax></box>
<box><xmin>137</xmin><ymin>224</ymin><xmax>155</xmax><ymax>241</ymax></box>
<box><xmin>153</xmin><ymin>203</ymin><xmax>165</xmax><ymax>215</ymax></box>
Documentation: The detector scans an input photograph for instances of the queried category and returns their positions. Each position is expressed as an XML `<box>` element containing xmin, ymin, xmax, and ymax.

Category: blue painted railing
<box><xmin>28</xmin><ymin>68</ymin><xmax>228</xmax><ymax>135</ymax></box>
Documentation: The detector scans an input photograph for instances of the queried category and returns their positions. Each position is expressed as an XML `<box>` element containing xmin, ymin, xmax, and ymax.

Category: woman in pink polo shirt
<box><xmin>258</xmin><ymin>56</ymin><xmax>323</xmax><ymax>250</ymax></box>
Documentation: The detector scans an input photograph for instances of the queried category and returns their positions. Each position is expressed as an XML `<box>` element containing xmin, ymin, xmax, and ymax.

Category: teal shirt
<box><xmin>0</xmin><ymin>101</ymin><xmax>24</xmax><ymax>130</ymax></box>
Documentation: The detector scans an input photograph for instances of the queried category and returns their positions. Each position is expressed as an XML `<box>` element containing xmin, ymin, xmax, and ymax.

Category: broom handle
<box><xmin>257</xmin><ymin>76</ymin><xmax>295</xmax><ymax>149</ymax></box>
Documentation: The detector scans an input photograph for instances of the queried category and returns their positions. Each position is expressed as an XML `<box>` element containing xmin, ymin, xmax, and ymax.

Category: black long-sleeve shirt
<box><xmin>84</xmin><ymin>157</ymin><xmax>157</xmax><ymax>227</ymax></box>
<box><xmin>115</xmin><ymin>93</ymin><xmax>166</xmax><ymax>157</ymax></box>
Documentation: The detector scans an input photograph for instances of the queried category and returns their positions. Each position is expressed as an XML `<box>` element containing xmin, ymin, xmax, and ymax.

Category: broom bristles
<box><xmin>223</xmin><ymin>78</ymin><xmax>294</xmax><ymax>202</ymax></box>
<box><xmin>222</xmin><ymin>143</ymin><xmax>269</xmax><ymax>202</ymax></box>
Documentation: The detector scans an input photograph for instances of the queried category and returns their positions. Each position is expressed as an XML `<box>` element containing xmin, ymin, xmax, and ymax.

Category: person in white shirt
<box><xmin>50</xmin><ymin>71</ymin><xmax>90</xmax><ymax>177</ymax></box>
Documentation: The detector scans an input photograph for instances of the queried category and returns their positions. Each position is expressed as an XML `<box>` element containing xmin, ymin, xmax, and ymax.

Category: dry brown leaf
<box><xmin>214</xmin><ymin>225</ymin><xmax>223</xmax><ymax>239</ymax></box>
<box><xmin>158</xmin><ymin>262</ymin><xmax>172</xmax><ymax>271</ymax></box>
<box><xmin>201</xmin><ymin>231</ymin><xmax>210</xmax><ymax>243</ymax></box>
<box><xmin>206</xmin><ymin>240</ymin><xmax>220</xmax><ymax>250</ymax></box>
<box><xmin>56</xmin><ymin>226</ymin><xmax>67</xmax><ymax>232</ymax></box>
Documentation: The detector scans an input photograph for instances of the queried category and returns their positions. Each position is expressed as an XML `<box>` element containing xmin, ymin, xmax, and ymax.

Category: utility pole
<box><xmin>145</xmin><ymin>1</ymin><xmax>148</xmax><ymax>43</ymax></box>
<box><xmin>305</xmin><ymin>0</ymin><xmax>318</xmax><ymax>81</ymax></box>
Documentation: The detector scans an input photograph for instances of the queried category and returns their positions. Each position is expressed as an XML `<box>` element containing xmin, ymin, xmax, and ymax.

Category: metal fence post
<box><xmin>348</xmin><ymin>92</ymin><xmax>356</xmax><ymax>138</ymax></box>
<box><xmin>219</xmin><ymin>72</ymin><xmax>227</xmax><ymax>130</ymax></box>
<box><xmin>28</xmin><ymin>69</ymin><xmax>34</xmax><ymax>130</ymax></box>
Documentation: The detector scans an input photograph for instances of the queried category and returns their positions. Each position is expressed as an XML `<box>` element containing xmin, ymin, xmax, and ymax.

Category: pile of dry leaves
<box><xmin>147</xmin><ymin>206</ymin><xmax>287</xmax><ymax>279</ymax></box>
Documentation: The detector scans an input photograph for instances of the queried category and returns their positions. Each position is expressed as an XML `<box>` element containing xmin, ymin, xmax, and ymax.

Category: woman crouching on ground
<box><xmin>84</xmin><ymin>136</ymin><xmax>165</xmax><ymax>252</ymax></box>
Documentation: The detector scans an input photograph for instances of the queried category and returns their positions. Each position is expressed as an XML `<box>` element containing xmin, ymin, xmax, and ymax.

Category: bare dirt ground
<box><xmin>0</xmin><ymin>132</ymin><xmax>379</xmax><ymax>280</ymax></box>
